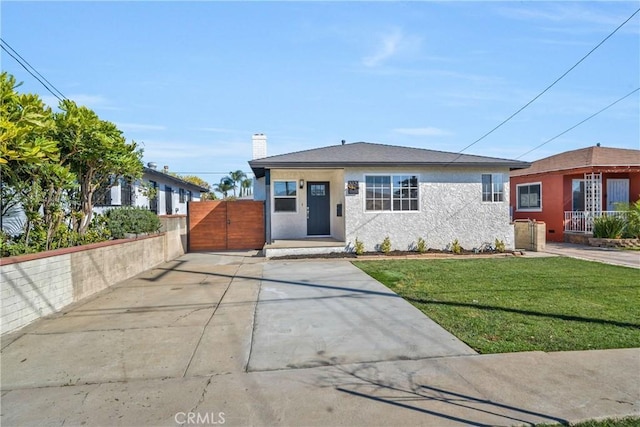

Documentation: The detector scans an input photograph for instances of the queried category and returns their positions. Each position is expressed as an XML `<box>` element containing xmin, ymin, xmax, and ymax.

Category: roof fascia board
<box><xmin>143</xmin><ymin>168</ymin><xmax>209</xmax><ymax>192</ymax></box>
<box><xmin>251</xmin><ymin>161</ymin><xmax>530</xmax><ymax>170</ymax></box>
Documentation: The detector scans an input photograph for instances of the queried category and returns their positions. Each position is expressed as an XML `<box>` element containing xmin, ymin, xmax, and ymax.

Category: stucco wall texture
<box><xmin>344</xmin><ymin>167</ymin><xmax>514</xmax><ymax>252</ymax></box>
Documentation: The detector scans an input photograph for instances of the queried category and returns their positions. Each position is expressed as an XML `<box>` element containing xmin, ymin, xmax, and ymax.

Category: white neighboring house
<box><xmin>93</xmin><ymin>165</ymin><xmax>210</xmax><ymax>216</ymax></box>
<box><xmin>249</xmin><ymin>135</ymin><xmax>530</xmax><ymax>252</ymax></box>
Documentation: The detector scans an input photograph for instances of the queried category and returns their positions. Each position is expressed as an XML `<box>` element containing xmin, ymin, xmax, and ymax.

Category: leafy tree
<box><xmin>214</xmin><ymin>177</ymin><xmax>234</xmax><ymax>198</ymax></box>
<box><xmin>240</xmin><ymin>177</ymin><xmax>252</xmax><ymax>197</ymax></box>
<box><xmin>0</xmin><ymin>74</ymin><xmax>143</xmax><ymax>254</ymax></box>
<box><xmin>228</xmin><ymin>170</ymin><xmax>246</xmax><ymax>197</ymax></box>
<box><xmin>1</xmin><ymin>72</ymin><xmax>59</xmax><ymax>223</ymax></box>
<box><xmin>201</xmin><ymin>192</ymin><xmax>217</xmax><ymax>201</ymax></box>
<box><xmin>167</xmin><ymin>172</ymin><xmax>212</xmax><ymax>200</ymax></box>
<box><xmin>0</xmin><ymin>72</ymin><xmax>74</xmax><ymax>250</ymax></box>
<box><xmin>54</xmin><ymin>100</ymin><xmax>143</xmax><ymax>234</ymax></box>
<box><xmin>0</xmin><ymin>72</ymin><xmax>58</xmax><ymax>166</ymax></box>
<box><xmin>169</xmin><ymin>173</ymin><xmax>211</xmax><ymax>192</ymax></box>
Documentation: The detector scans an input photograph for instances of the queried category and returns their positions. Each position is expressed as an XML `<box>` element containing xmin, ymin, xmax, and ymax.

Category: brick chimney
<box><xmin>252</xmin><ymin>133</ymin><xmax>267</xmax><ymax>160</ymax></box>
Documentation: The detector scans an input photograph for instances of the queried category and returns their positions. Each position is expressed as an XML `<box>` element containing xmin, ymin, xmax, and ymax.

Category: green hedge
<box><xmin>104</xmin><ymin>207</ymin><xmax>161</xmax><ymax>239</ymax></box>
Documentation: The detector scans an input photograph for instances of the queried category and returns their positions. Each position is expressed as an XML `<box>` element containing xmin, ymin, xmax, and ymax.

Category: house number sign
<box><xmin>347</xmin><ymin>180</ymin><xmax>359</xmax><ymax>195</ymax></box>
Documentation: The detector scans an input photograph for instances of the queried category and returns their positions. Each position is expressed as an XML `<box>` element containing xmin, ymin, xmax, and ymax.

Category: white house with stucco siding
<box><xmin>248</xmin><ymin>135</ymin><xmax>530</xmax><ymax>255</ymax></box>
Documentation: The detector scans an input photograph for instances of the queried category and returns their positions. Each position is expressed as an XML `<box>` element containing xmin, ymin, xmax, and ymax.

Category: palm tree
<box><xmin>240</xmin><ymin>178</ymin><xmax>252</xmax><ymax>197</ymax></box>
<box><xmin>214</xmin><ymin>177</ymin><xmax>234</xmax><ymax>199</ymax></box>
<box><xmin>228</xmin><ymin>170</ymin><xmax>246</xmax><ymax>197</ymax></box>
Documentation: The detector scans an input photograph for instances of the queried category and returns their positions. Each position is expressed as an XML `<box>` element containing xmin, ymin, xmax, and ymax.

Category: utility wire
<box><xmin>515</xmin><ymin>87</ymin><xmax>640</xmax><ymax>160</ymax></box>
<box><xmin>447</xmin><ymin>6</ymin><xmax>640</xmax><ymax>164</ymax></box>
<box><xmin>0</xmin><ymin>37</ymin><xmax>67</xmax><ymax>102</ymax></box>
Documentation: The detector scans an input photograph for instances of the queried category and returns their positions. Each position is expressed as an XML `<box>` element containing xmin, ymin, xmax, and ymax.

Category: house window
<box><xmin>482</xmin><ymin>174</ymin><xmax>504</xmax><ymax>202</ymax></box>
<box><xmin>120</xmin><ymin>179</ymin><xmax>133</xmax><ymax>206</ymax></box>
<box><xmin>572</xmin><ymin>179</ymin><xmax>585</xmax><ymax>211</ymax></box>
<box><xmin>365</xmin><ymin>175</ymin><xmax>419</xmax><ymax>212</ymax></box>
<box><xmin>310</xmin><ymin>184</ymin><xmax>325</xmax><ymax>196</ymax></box>
<box><xmin>274</xmin><ymin>181</ymin><xmax>297</xmax><ymax>212</ymax></box>
<box><xmin>165</xmin><ymin>186</ymin><xmax>173</xmax><ymax>215</ymax></box>
<box><xmin>93</xmin><ymin>184</ymin><xmax>112</xmax><ymax>206</ymax></box>
<box><xmin>179</xmin><ymin>188</ymin><xmax>186</xmax><ymax>203</ymax></box>
<box><xmin>149</xmin><ymin>181</ymin><xmax>158</xmax><ymax>213</ymax></box>
<box><xmin>187</xmin><ymin>190</ymin><xmax>192</xmax><ymax>202</ymax></box>
<box><xmin>517</xmin><ymin>183</ymin><xmax>542</xmax><ymax>211</ymax></box>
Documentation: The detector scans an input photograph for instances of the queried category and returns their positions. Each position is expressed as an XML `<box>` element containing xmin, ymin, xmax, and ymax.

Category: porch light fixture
<box><xmin>299</xmin><ymin>179</ymin><xmax>305</xmax><ymax>189</ymax></box>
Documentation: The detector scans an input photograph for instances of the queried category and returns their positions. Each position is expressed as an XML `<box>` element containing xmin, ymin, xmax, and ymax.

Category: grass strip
<box><xmin>354</xmin><ymin>257</ymin><xmax>640</xmax><ymax>353</ymax></box>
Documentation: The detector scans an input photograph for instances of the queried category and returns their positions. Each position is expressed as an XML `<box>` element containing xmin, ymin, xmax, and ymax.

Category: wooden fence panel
<box><xmin>188</xmin><ymin>201</ymin><xmax>265</xmax><ymax>251</ymax></box>
<box><xmin>227</xmin><ymin>201</ymin><xmax>265</xmax><ymax>250</ymax></box>
<box><xmin>188</xmin><ymin>201</ymin><xmax>227</xmax><ymax>251</ymax></box>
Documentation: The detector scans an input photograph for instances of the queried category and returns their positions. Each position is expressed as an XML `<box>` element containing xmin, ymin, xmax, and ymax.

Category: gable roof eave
<box><xmin>250</xmin><ymin>160</ymin><xmax>529</xmax><ymax>169</ymax></box>
<box><xmin>143</xmin><ymin>167</ymin><xmax>210</xmax><ymax>193</ymax></box>
<box><xmin>248</xmin><ymin>142</ymin><xmax>530</xmax><ymax>177</ymax></box>
<box><xmin>510</xmin><ymin>146</ymin><xmax>640</xmax><ymax>177</ymax></box>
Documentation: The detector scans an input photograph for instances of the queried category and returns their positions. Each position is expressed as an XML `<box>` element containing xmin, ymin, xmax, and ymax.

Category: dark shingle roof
<box><xmin>249</xmin><ymin>142</ymin><xmax>530</xmax><ymax>177</ymax></box>
<box><xmin>510</xmin><ymin>145</ymin><xmax>640</xmax><ymax>177</ymax></box>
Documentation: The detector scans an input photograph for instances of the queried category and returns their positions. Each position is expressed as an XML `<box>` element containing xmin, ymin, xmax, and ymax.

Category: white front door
<box><xmin>606</xmin><ymin>179</ymin><xmax>629</xmax><ymax>210</ymax></box>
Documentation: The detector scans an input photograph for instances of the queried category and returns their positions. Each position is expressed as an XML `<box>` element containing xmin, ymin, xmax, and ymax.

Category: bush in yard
<box><xmin>416</xmin><ymin>237</ymin><xmax>427</xmax><ymax>254</ymax></box>
<box><xmin>449</xmin><ymin>239</ymin><xmax>463</xmax><ymax>254</ymax></box>
<box><xmin>593</xmin><ymin>215</ymin><xmax>626</xmax><ymax>239</ymax></box>
<box><xmin>354</xmin><ymin>238</ymin><xmax>365</xmax><ymax>255</ymax></box>
<box><xmin>494</xmin><ymin>238</ymin><xmax>506</xmax><ymax>253</ymax></box>
<box><xmin>79</xmin><ymin>214</ymin><xmax>112</xmax><ymax>244</ymax></box>
<box><xmin>105</xmin><ymin>207</ymin><xmax>161</xmax><ymax>239</ymax></box>
<box><xmin>380</xmin><ymin>236</ymin><xmax>391</xmax><ymax>254</ymax></box>
<box><xmin>0</xmin><ymin>216</ymin><xmax>111</xmax><ymax>257</ymax></box>
<box><xmin>615</xmin><ymin>198</ymin><xmax>640</xmax><ymax>238</ymax></box>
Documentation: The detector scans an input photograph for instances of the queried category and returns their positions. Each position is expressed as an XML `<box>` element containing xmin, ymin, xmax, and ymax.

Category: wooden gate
<box><xmin>188</xmin><ymin>201</ymin><xmax>265</xmax><ymax>251</ymax></box>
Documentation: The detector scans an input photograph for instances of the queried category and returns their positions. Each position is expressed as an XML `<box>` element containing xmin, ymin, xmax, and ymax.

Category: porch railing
<box><xmin>564</xmin><ymin>211</ymin><xmax>627</xmax><ymax>234</ymax></box>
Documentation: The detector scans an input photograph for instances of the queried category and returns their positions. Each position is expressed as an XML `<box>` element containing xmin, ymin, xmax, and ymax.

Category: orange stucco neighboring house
<box><xmin>510</xmin><ymin>145</ymin><xmax>640</xmax><ymax>242</ymax></box>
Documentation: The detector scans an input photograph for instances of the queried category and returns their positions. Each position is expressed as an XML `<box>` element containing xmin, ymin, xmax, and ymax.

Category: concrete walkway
<box><xmin>1</xmin><ymin>252</ymin><xmax>638</xmax><ymax>426</ymax></box>
<box><xmin>544</xmin><ymin>242</ymin><xmax>640</xmax><ymax>269</ymax></box>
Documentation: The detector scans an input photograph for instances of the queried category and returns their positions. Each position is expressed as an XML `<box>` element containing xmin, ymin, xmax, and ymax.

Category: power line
<box><xmin>447</xmin><ymin>6</ymin><xmax>640</xmax><ymax>164</ymax></box>
<box><xmin>515</xmin><ymin>87</ymin><xmax>640</xmax><ymax>160</ymax></box>
<box><xmin>0</xmin><ymin>37</ymin><xmax>67</xmax><ymax>102</ymax></box>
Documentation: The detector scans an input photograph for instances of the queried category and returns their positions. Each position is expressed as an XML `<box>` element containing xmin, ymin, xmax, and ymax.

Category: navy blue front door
<box><xmin>307</xmin><ymin>182</ymin><xmax>330</xmax><ymax>235</ymax></box>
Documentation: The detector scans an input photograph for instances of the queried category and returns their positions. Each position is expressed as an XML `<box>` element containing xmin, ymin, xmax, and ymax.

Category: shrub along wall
<box><xmin>0</xmin><ymin>216</ymin><xmax>187</xmax><ymax>336</ymax></box>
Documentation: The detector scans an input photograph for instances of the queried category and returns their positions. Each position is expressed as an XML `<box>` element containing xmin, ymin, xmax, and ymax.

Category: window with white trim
<box><xmin>365</xmin><ymin>175</ymin><xmax>419</xmax><ymax>212</ymax></box>
<box><xmin>274</xmin><ymin>181</ymin><xmax>297</xmax><ymax>212</ymax></box>
<box><xmin>517</xmin><ymin>183</ymin><xmax>541</xmax><ymax>210</ymax></box>
<box><xmin>482</xmin><ymin>174</ymin><xmax>504</xmax><ymax>202</ymax></box>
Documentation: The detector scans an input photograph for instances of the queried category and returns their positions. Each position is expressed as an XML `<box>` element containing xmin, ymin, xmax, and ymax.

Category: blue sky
<box><xmin>2</xmin><ymin>1</ymin><xmax>639</xmax><ymax>187</ymax></box>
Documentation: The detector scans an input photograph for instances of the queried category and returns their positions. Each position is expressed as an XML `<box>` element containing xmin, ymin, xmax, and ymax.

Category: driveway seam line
<box><xmin>244</xmin><ymin>263</ymin><xmax>262</xmax><ymax>373</ymax></box>
<box><xmin>181</xmin><ymin>263</ymin><xmax>241</xmax><ymax>378</ymax></box>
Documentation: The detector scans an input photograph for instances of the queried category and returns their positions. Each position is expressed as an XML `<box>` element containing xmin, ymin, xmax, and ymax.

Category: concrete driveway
<box><xmin>544</xmin><ymin>242</ymin><xmax>640</xmax><ymax>269</ymax></box>
<box><xmin>249</xmin><ymin>260</ymin><xmax>475</xmax><ymax>371</ymax></box>
<box><xmin>1</xmin><ymin>252</ymin><xmax>638</xmax><ymax>426</ymax></box>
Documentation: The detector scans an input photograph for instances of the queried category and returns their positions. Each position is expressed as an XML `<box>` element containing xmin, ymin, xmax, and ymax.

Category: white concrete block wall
<box><xmin>1</xmin><ymin>256</ymin><xmax>73</xmax><ymax>335</ymax></box>
<box><xmin>344</xmin><ymin>167</ymin><xmax>514</xmax><ymax>252</ymax></box>
<box><xmin>0</xmin><ymin>218</ymin><xmax>187</xmax><ymax>336</ymax></box>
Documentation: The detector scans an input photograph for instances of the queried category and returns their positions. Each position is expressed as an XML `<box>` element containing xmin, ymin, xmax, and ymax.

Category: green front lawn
<box><xmin>354</xmin><ymin>257</ymin><xmax>640</xmax><ymax>354</ymax></box>
<box><xmin>539</xmin><ymin>417</ymin><xmax>640</xmax><ymax>427</ymax></box>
